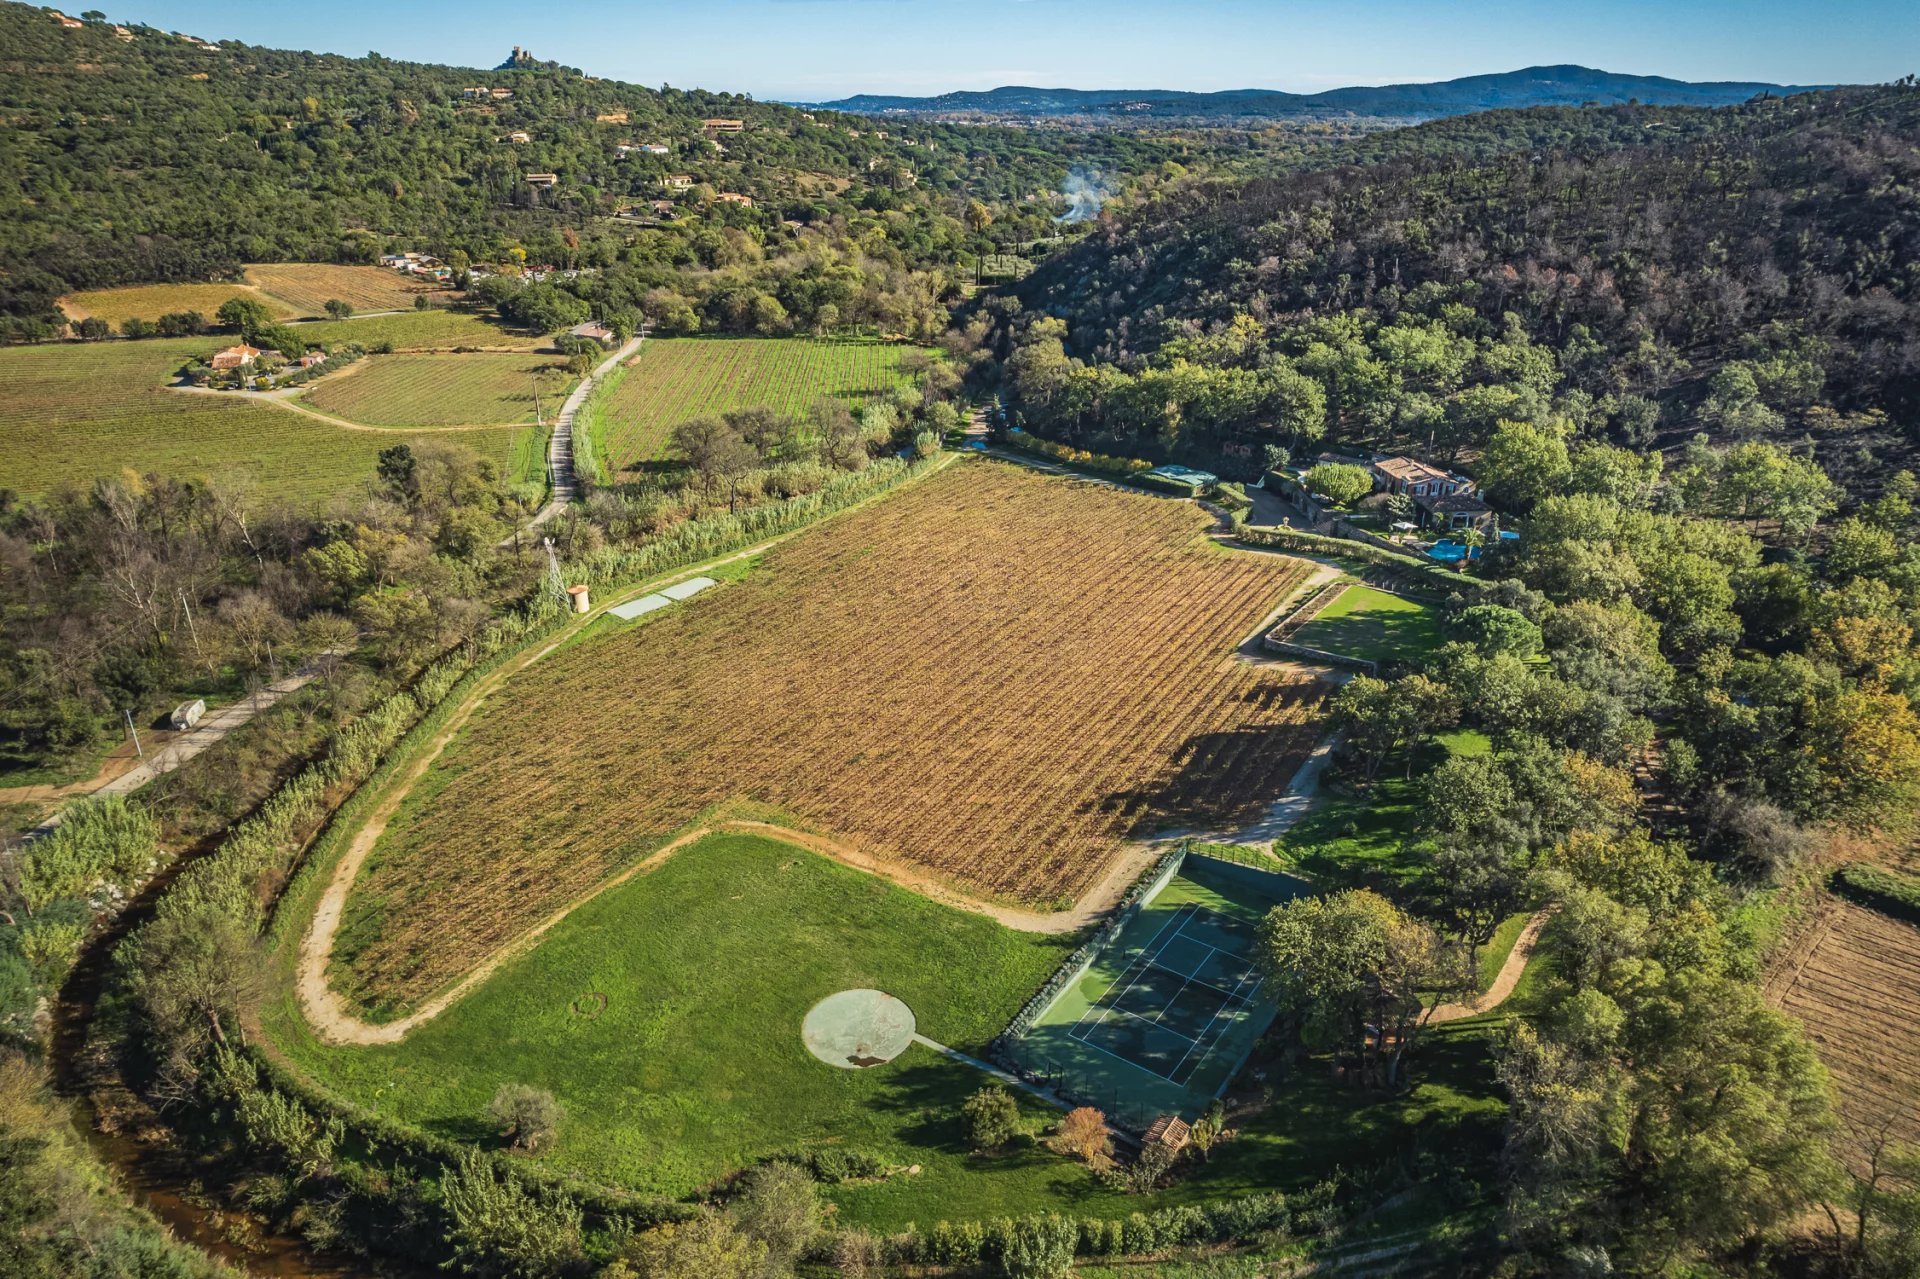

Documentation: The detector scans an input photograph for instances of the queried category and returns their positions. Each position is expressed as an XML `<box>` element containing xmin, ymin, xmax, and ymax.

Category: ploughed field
<box><xmin>302</xmin><ymin>352</ymin><xmax>576</xmax><ymax>427</ymax></box>
<box><xmin>332</xmin><ymin>462</ymin><xmax>1326</xmax><ymax>1014</ymax></box>
<box><xmin>0</xmin><ymin>337</ymin><xmax>525</xmax><ymax>501</ymax></box>
<box><xmin>590</xmin><ymin>337</ymin><xmax>916</xmax><ymax>473</ymax></box>
<box><xmin>1770</xmin><ymin>901</ymin><xmax>1920</xmax><ymax>1167</ymax></box>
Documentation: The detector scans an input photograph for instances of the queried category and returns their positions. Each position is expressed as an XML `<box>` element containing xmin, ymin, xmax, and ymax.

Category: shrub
<box><xmin>1049</xmin><ymin>1106</ymin><xmax>1112</xmax><ymax>1170</ymax></box>
<box><xmin>1302</xmin><ymin>461</ymin><xmax>1374</xmax><ymax>508</ymax></box>
<box><xmin>489</xmin><ymin>1083</ymin><xmax>562</xmax><ymax>1152</ymax></box>
<box><xmin>997</xmin><ymin>1213</ymin><xmax>1078</xmax><ymax>1279</ymax></box>
<box><xmin>962</xmin><ymin>1084</ymin><xmax>1021</xmax><ymax>1151</ymax></box>
<box><xmin>803</xmin><ymin>1146</ymin><xmax>884</xmax><ymax>1182</ymax></box>
<box><xmin>18</xmin><ymin>795</ymin><xmax>159</xmax><ymax>911</ymax></box>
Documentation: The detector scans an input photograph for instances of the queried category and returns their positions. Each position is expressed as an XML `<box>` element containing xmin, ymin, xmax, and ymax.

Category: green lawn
<box><xmin>265</xmin><ymin>828</ymin><xmax>1509</xmax><ymax>1230</ymax></box>
<box><xmin>1288</xmin><ymin>584</ymin><xmax>1443</xmax><ymax>667</ymax></box>
<box><xmin>267</xmin><ymin>833</ymin><xmax>1107</xmax><ymax>1225</ymax></box>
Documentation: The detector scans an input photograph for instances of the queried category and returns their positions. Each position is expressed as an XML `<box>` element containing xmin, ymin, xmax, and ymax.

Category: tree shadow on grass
<box><xmin>862</xmin><ymin>1059</ymin><xmax>1116</xmax><ymax>1206</ymax></box>
<box><xmin>418</xmin><ymin>1113</ymin><xmax>502</xmax><ymax>1147</ymax></box>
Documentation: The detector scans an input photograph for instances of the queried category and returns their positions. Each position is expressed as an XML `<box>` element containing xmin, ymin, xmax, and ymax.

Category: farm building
<box><xmin>210</xmin><ymin>344</ymin><xmax>265</xmax><ymax>370</ymax></box>
<box><xmin>569</xmin><ymin>321</ymin><xmax>615</xmax><ymax>345</ymax></box>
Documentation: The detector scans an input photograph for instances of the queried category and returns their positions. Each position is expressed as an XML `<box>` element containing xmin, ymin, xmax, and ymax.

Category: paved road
<box><xmin>523</xmin><ymin>333</ymin><xmax>644</xmax><ymax>534</ymax></box>
<box><xmin>15</xmin><ymin>660</ymin><xmax>334</xmax><ymax>842</ymax></box>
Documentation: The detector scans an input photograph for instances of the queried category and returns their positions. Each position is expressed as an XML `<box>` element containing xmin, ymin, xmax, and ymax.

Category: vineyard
<box><xmin>1770</xmin><ymin>901</ymin><xmax>1920</xmax><ymax>1167</ymax></box>
<box><xmin>244</xmin><ymin>263</ymin><xmax>446</xmax><ymax>316</ymax></box>
<box><xmin>329</xmin><ymin>461</ymin><xmax>1327</xmax><ymax>1014</ymax></box>
<box><xmin>295</xmin><ymin>309</ymin><xmax>550</xmax><ymax>352</ymax></box>
<box><xmin>587</xmin><ymin>338</ymin><xmax>918</xmax><ymax>475</ymax></box>
<box><xmin>59</xmin><ymin>281</ymin><xmax>294</xmax><ymax>329</ymax></box>
<box><xmin>0</xmin><ymin>338</ymin><xmax>524</xmax><ymax>501</ymax></box>
<box><xmin>302</xmin><ymin>353</ymin><xmax>576</xmax><ymax>427</ymax></box>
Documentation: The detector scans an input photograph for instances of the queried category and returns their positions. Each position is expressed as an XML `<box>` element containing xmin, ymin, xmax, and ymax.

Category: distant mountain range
<box><xmin>809</xmin><ymin>65</ymin><xmax>1828</xmax><ymax>122</ymax></box>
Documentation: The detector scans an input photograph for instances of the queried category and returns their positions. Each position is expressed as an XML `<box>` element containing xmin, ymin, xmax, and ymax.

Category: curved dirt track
<box><xmin>299</xmin><ymin>816</ymin><xmax>1154</xmax><ymax>1046</ymax></box>
<box><xmin>1429</xmin><ymin>910</ymin><xmax>1549</xmax><ymax>1024</ymax></box>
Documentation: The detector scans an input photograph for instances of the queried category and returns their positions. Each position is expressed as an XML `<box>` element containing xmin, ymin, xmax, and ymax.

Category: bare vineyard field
<box><xmin>331</xmin><ymin>462</ymin><xmax>1327</xmax><ymax>1014</ymax></box>
<box><xmin>244</xmin><ymin>263</ymin><xmax>446</xmax><ymax>316</ymax></box>
<box><xmin>295</xmin><ymin>309</ymin><xmax>550</xmax><ymax>352</ymax></box>
<box><xmin>1770</xmin><ymin>901</ymin><xmax>1920</xmax><ymax>1166</ymax></box>
<box><xmin>0</xmin><ymin>338</ymin><xmax>524</xmax><ymax>501</ymax></box>
<box><xmin>59</xmin><ymin>281</ymin><xmax>294</xmax><ymax>328</ymax></box>
<box><xmin>302</xmin><ymin>353</ymin><xmax>575</xmax><ymax>427</ymax></box>
<box><xmin>590</xmin><ymin>338</ymin><xmax>917</xmax><ymax>474</ymax></box>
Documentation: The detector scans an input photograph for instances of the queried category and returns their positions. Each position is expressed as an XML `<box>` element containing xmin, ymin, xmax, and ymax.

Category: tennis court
<box><xmin>1002</xmin><ymin>854</ymin><xmax>1308</xmax><ymax>1126</ymax></box>
<box><xmin>1068</xmin><ymin>900</ymin><xmax>1267</xmax><ymax>1087</ymax></box>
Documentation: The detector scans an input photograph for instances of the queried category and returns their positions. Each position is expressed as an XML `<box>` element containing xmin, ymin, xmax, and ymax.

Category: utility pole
<box><xmin>124</xmin><ymin>709</ymin><xmax>143</xmax><ymax>759</ymax></box>
<box><xmin>177</xmin><ymin>588</ymin><xmax>199</xmax><ymax>651</ymax></box>
<box><xmin>542</xmin><ymin>536</ymin><xmax>566</xmax><ymax>607</ymax></box>
<box><xmin>531</xmin><ymin>373</ymin><xmax>544</xmax><ymax>427</ymax></box>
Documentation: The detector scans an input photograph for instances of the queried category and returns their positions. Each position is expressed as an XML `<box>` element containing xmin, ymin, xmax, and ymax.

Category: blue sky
<box><xmin>110</xmin><ymin>1</ymin><xmax>1916</xmax><ymax>100</ymax></box>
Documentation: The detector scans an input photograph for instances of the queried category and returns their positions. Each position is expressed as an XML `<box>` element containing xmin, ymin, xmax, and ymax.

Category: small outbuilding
<box><xmin>1142</xmin><ymin>1115</ymin><xmax>1191</xmax><ymax>1153</ymax></box>
<box><xmin>566</xmin><ymin>584</ymin><xmax>592</xmax><ymax>614</ymax></box>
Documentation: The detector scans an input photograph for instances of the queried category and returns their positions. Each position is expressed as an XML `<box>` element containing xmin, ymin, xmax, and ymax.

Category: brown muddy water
<box><xmin>47</xmin><ymin>836</ymin><xmax>407</xmax><ymax>1279</ymax></box>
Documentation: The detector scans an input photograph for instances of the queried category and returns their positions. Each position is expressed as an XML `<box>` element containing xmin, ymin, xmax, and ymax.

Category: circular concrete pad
<box><xmin>802</xmin><ymin>989</ymin><xmax>916</xmax><ymax>1069</ymax></box>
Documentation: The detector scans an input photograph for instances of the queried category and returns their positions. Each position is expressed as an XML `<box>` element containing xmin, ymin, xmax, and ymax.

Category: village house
<box><xmin>295</xmin><ymin>351</ymin><xmax>327</xmax><ymax>370</ymax></box>
<box><xmin>1369</xmin><ymin>455</ymin><xmax>1460</xmax><ymax>500</ymax></box>
<box><xmin>702</xmin><ymin>118</ymin><xmax>745</xmax><ymax>133</ymax></box>
<box><xmin>1368</xmin><ymin>454</ymin><xmax>1494</xmax><ymax>532</ymax></box>
<box><xmin>461</xmin><ymin>86</ymin><xmax>490</xmax><ymax>98</ymax></box>
<box><xmin>506</xmin><ymin>130</ymin><xmax>531</xmax><ymax>144</ymax></box>
<box><xmin>525</xmin><ymin>172</ymin><xmax>560</xmax><ymax>188</ymax></box>
<box><xmin>489</xmin><ymin>87</ymin><xmax>514</xmax><ymax>100</ymax></box>
<box><xmin>650</xmin><ymin>199</ymin><xmax>678</xmax><ymax>214</ymax></box>
<box><xmin>568</xmin><ymin>321</ymin><xmax>614</xmax><ymax>345</ymax></box>
<box><xmin>210</xmin><ymin>344</ymin><xmax>264</xmax><ymax>370</ymax></box>
<box><xmin>53</xmin><ymin>12</ymin><xmax>83</xmax><ymax>28</ymax></box>
<box><xmin>640</xmin><ymin>142</ymin><xmax>671</xmax><ymax>155</ymax></box>
<box><xmin>662</xmin><ymin>174</ymin><xmax>694</xmax><ymax>190</ymax></box>
<box><xmin>715</xmin><ymin>192</ymin><xmax>754</xmax><ymax>207</ymax></box>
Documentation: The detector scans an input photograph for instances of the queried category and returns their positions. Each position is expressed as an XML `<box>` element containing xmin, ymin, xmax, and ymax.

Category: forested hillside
<box><xmin>1007</xmin><ymin>83</ymin><xmax>1920</xmax><ymax>489</ymax></box>
<box><xmin>0</xmin><ymin>2</ymin><xmax>1183</xmax><ymax>336</ymax></box>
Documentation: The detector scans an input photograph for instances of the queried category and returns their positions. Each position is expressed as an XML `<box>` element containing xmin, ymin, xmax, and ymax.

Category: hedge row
<box><xmin>1002</xmin><ymin>429</ymin><xmax>1155</xmax><ymax>477</ymax></box>
<box><xmin>894</xmin><ymin>1179</ymin><xmax>1338</xmax><ymax>1266</ymax></box>
<box><xmin>1831</xmin><ymin>863</ymin><xmax>1920</xmax><ymax>926</ymax></box>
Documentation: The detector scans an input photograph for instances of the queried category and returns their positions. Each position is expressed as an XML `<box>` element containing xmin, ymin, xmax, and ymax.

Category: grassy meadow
<box><xmin>271</xmin><ymin>832</ymin><xmax>1098</xmax><ymax>1223</ymax></box>
<box><xmin>268</xmin><ymin>830</ymin><xmax>1508</xmax><ymax>1230</ymax></box>
<box><xmin>0</xmin><ymin>337</ymin><xmax>527</xmax><ymax>502</ymax></box>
